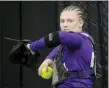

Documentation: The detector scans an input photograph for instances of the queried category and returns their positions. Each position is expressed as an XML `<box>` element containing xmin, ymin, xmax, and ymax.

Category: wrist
<box><xmin>27</xmin><ymin>44</ymin><xmax>35</xmax><ymax>55</ymax></box>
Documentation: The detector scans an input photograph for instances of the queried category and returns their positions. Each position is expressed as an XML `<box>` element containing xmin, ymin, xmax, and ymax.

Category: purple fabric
<box><xmin>56</xmin><ymin>77</ymin><xmax>92</xmax><ymax>88</ymax></box>
<box><xmin>59</xmin><ymin>31</ymin><xmax>83</xmax><ymax>50</ymax></box>
<box><xmin>30</xmin><ymin>38</ymin><xmax>46</xmax><ymax>52</ymax></box>
<box><xmin>30</xmin><ymin>31</ymin><xmax>93</xmax><ymax>87</ymax></box>
<box><xmin>30</xmin><ymin>31</ymin><xmax>84</xmax><ymax>52</ymax></box>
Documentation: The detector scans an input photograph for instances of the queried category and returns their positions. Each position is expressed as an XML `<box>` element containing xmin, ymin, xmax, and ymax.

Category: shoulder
<box><xmin>79</xmin><ymin>32</ymin><xmax>91</xmax><ymax>37</ymax></box>
<box><xmin>69</xmin><ymin>31</ymin><xmax>90</xmax><ymax>40</ymax></box>
<box><xmin>79</xmin><ymin>32</ymin><xmax>93</xmax><ymax>47</ymax></box>
<box><xmin>69</xmin><ymin>31</ymin><xmax>90</xmax><ymax>36</ymax></box>
<box><xmin>78</xmin><ymin>32</ymin><xmax>91</xmax><ymax>39</ymax></box>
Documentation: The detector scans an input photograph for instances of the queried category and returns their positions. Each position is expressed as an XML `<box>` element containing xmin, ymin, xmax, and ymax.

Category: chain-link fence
<box><xmin>99</xmin><ymin>1</ymin><xmax>108</xmax><ymax>88</ymax></box>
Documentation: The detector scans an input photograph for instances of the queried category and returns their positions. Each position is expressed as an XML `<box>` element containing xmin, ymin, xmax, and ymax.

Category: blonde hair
<box><xmin>62</xmin><ymin>5</ymin><xmax>87</xmax><ymax>23</ymax></box>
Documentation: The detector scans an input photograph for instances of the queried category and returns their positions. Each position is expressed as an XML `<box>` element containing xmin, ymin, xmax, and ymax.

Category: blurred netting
<box><xmin>99</xmin><ymin>1</ymin><xmax>108</xmax><ymax>88</ymax></box>
<box><xmin>56</xmin><ymin>1</ymin><xmax>108</xmax><ymax>88</ymax></box>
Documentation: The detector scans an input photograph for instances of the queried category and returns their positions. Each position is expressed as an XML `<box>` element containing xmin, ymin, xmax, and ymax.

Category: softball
<box><xmin>40</xmin><ymin>66</ymin><xmax>53</xmax><ymax>79</ymax></box>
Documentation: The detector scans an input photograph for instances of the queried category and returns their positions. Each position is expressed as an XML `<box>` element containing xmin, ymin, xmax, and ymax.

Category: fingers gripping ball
<box><xmin>41</xmin><ymin>66</ymin><xmax>53</xmax><ymax>79</ymax></box>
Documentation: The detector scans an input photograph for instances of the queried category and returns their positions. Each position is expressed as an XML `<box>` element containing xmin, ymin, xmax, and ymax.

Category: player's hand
<box><xmin>38</xmin><ymin>59</ymin><xmax>53</xmax><ymax>76</ymax></box>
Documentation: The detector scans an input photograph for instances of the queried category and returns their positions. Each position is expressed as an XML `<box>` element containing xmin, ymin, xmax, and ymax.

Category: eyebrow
<box><xmin>60</xmin><ymin>18</ymin><xmax>74</xmax><ymax>20</ymax></box>
<box><xmin>67</xmin><ymin>18</ymin><xmax>73</xmax><ymax>20</ymax></box>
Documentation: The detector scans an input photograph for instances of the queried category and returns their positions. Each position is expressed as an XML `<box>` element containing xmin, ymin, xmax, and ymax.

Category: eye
<box><xmin>60</xmin><ymin>19</ymin><xmax>64</xmax><ymax>23</ymax></box>
<box><xmin>67</xmin><ymin>19</ymin><xmax>74</xmax><ymax>22</ymax></box>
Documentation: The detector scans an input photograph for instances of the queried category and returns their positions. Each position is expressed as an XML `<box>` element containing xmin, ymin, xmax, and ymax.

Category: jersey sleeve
<box><xmin>30</xmin><ymin>31</ymin><xmax>85</xmax><ymax>52</ymax></box>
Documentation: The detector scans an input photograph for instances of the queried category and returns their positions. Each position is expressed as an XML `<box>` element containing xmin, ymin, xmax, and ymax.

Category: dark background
<box><xmin>0</xmin><ymin>1</ymin><xmax>108</xmax><ymax>88</ymax></box>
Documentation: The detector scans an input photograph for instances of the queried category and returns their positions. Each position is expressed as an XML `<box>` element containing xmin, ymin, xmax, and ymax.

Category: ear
<box><xmin>79</xmin><ymin>18</ymin><xmax>84</xmax><ymax>27</ymax></box>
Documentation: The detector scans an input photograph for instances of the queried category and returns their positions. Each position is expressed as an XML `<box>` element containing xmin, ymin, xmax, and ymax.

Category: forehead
<box><xmin>60</xmin><ymin>10</ymin><xmax>79</xmax><ymax>19</ymax></box>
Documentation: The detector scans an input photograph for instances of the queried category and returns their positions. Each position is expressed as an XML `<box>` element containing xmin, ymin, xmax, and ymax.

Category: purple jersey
<box><xmin>30</xmin><ymin>31</ymin><xmax>94</xmax><ymax>88</ymax></box>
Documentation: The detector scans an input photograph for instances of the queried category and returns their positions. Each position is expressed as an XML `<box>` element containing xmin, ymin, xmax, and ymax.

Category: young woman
<box><xmin>27</xmin><ymin>5</ymin><xmax>94</xmax><ymax>88</ymax></box>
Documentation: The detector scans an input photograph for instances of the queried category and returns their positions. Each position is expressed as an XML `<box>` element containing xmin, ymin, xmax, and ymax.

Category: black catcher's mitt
<box><xmin>5</xmin><ymin>37</ymin><xmax>40</xmax><ymax>72</ymax></box>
